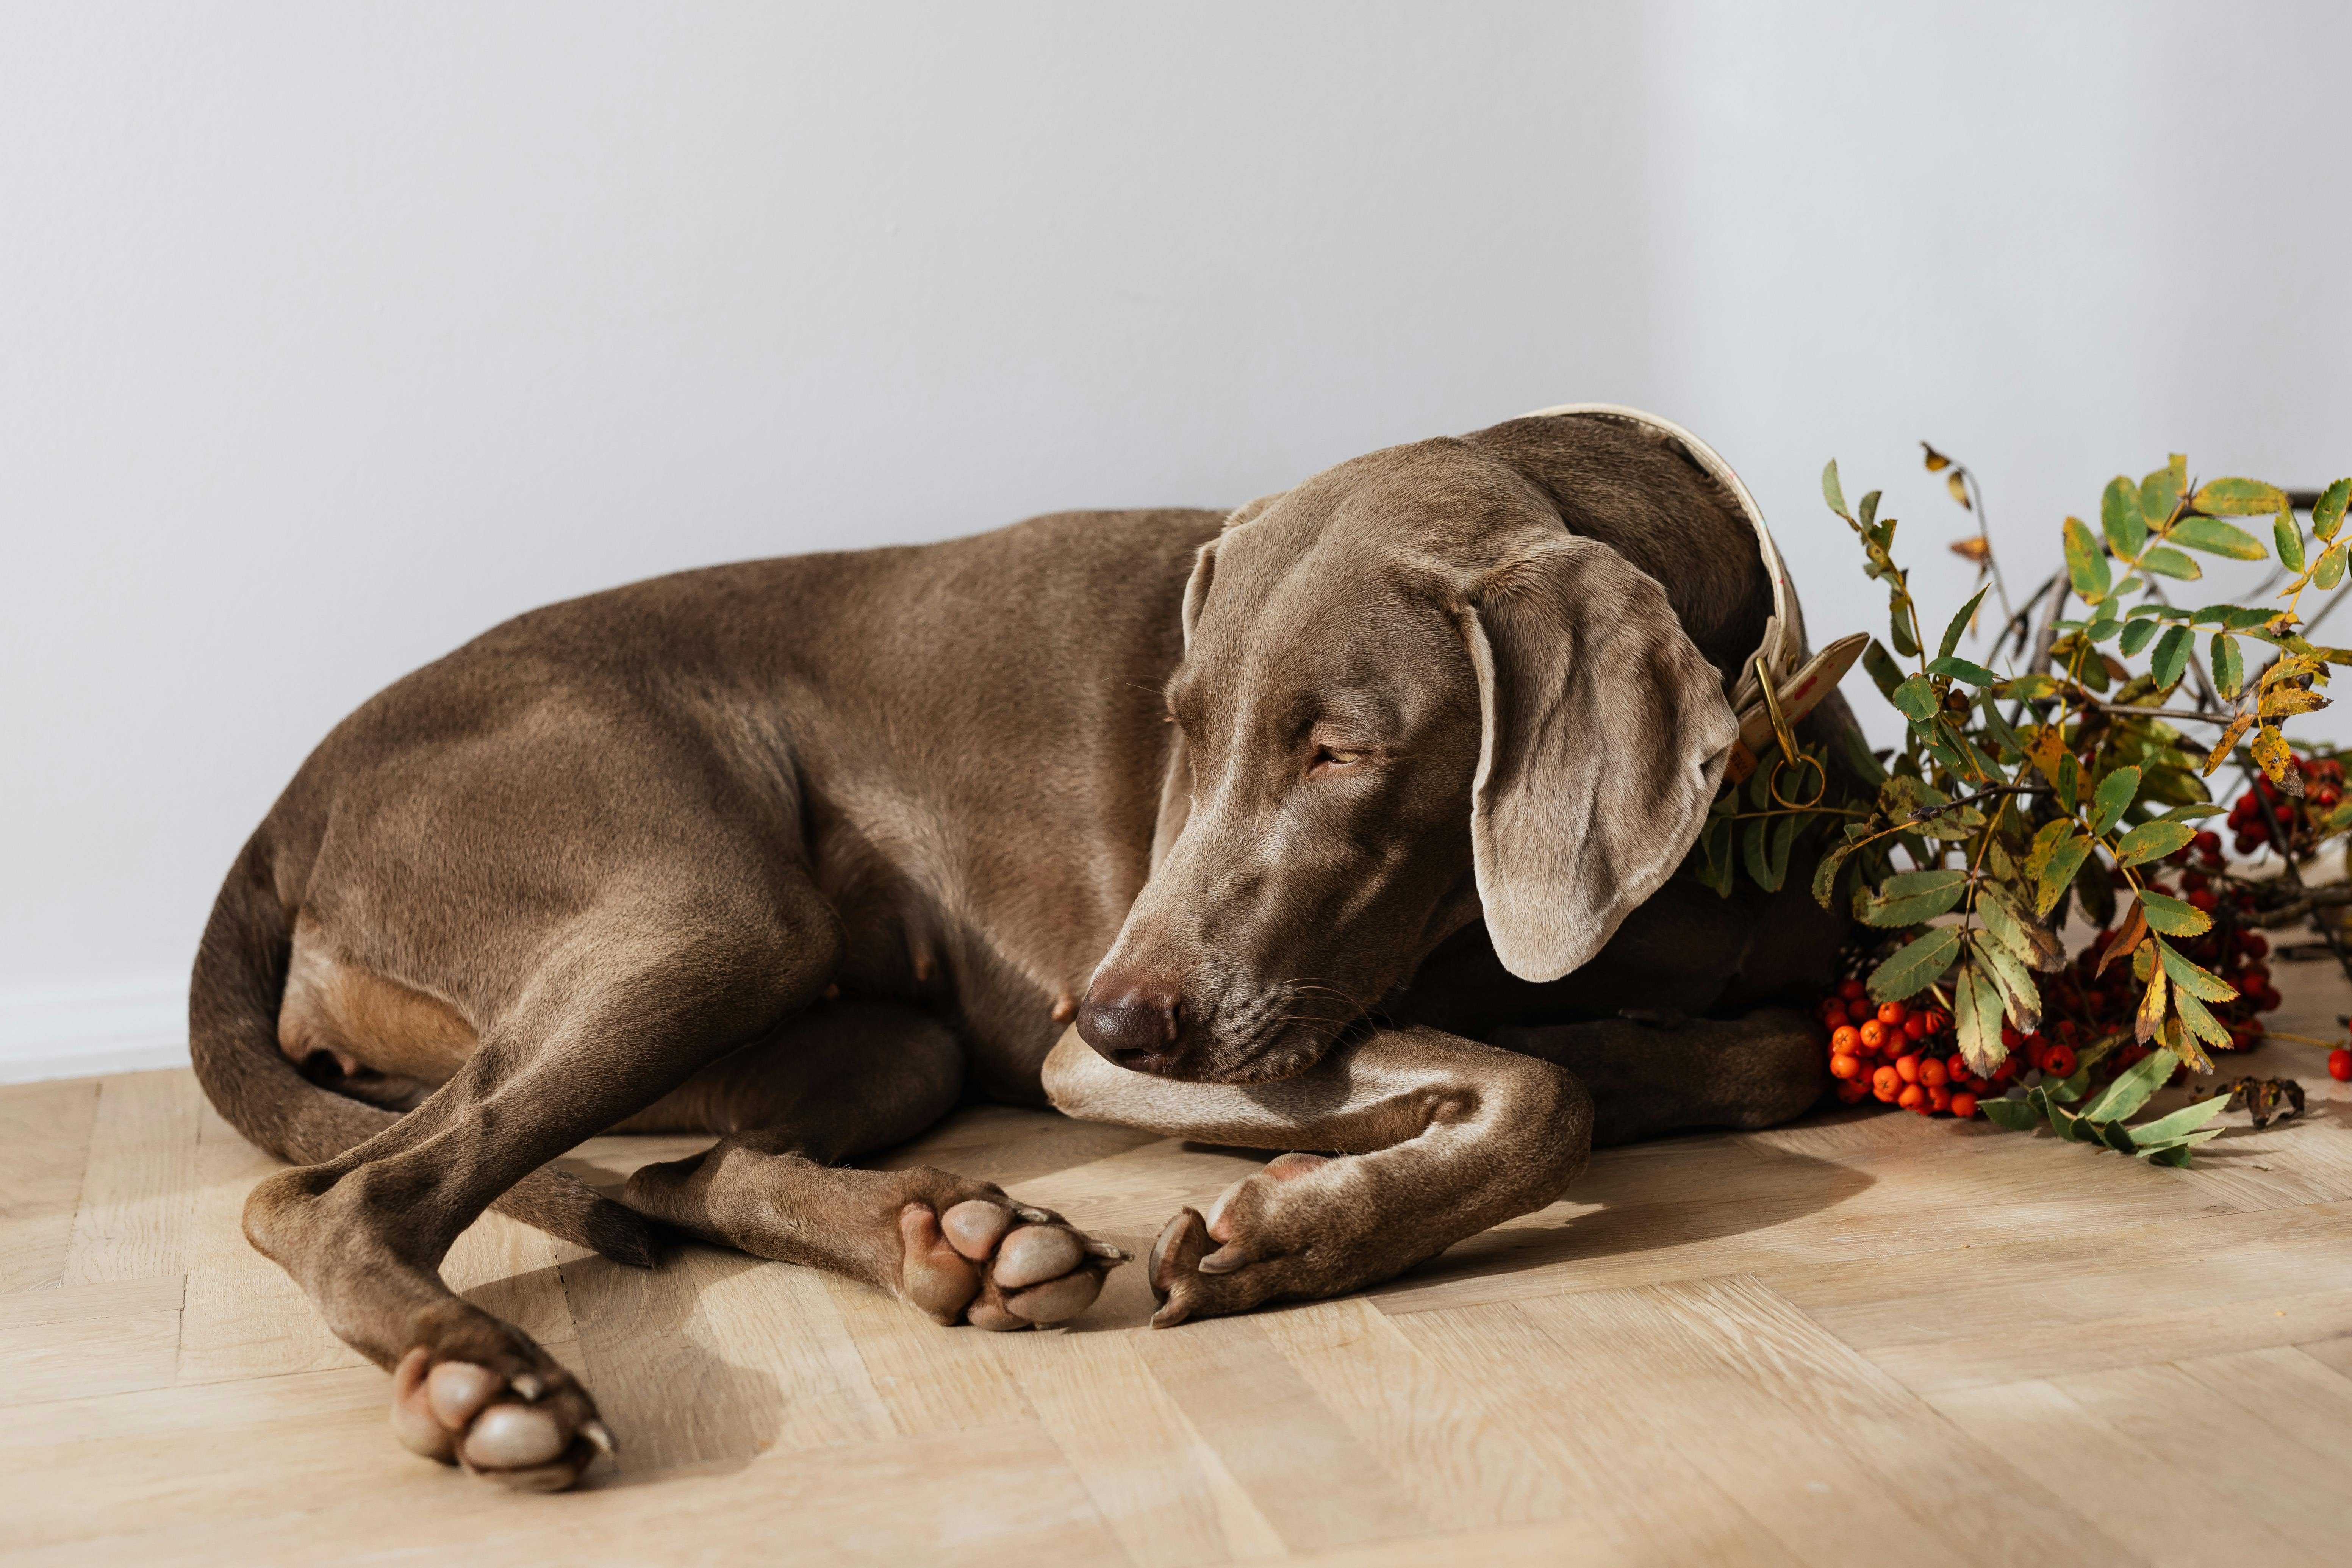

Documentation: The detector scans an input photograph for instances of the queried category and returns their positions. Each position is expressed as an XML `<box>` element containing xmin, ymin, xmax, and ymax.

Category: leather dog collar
<box><xmin>1517</xmin><ymin>403</ymin><xmax>1867</xmax><ymax>785</ymax></box>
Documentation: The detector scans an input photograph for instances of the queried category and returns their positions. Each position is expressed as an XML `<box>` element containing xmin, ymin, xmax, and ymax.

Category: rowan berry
<box><xmin>1848</xmin><ymin>997</ymin><xmax>1874</xmax><ymax>1023</ymax></box>
<box><xmin>1830</xmin><ymin>1053</ymin><xmax>1863</xmax><ymax>1080</ymax></box>
<box><xmin>1877</xmin><ymin>1001</ymin><xmax>1908</xmax><ymax>1028</ymax></box>
<box><xmin>2186</xmin><ymin>889</ymin><xmax>2217</xmax><ymax>913</ymax></box>
<box><xmin>1949</xmin><ymin>1091</ymin><xmax>1980</xmax><ymax>1119</ymax></box>
<box><xmin>2259</xmin><ymin>986</ymin><xmax>2283</xmax><ymax>1012</ymax></box>
<box><xmin>1919</xmin><ymin>1057</ymin><xmax>1950</xmax><ymax>1088</ymax></box>
<box><xmin>1859</xmin><ymin>1019</ymin><xmax>1888</xmax><ymax>1051</ymax></box>
<box><xmin>2040</xmin><ymin>1043</ymin><xmax>2079</xmax><ymax>1079</ymax></box>
<box><xmin>1927</xmin><ymin>1084</ymin><xmax>1953</xmax><ymax>1113</ymax></box>
<box><xmin>2329</xmin><ymin>1048</ymin><xmax>2352</xmax><ymax>1082</ymax></box>
<box><xmin>1894</xmin><ymin>1052</ymin><xmax>1922</xmax><ymax>1084</ymax></box>
<box><xmin>1836</xmin><ymin>1077</ymin><xmax>1873</xmax><ymax>1103</ymax></box>
<box><xmin>2242</xmin><ymin>931</ymin><xmax>2268</xmax><ymax>958</ymax></box>
<box><xmin>1898</xmin><ymin>1084</ymin><xmax>1927</xmax><ymax>1112</ymax></box>
<box><xmin>1831</xmin><ymin>1025</ymin><xmax>1863</xmax><ymax>1057</ymax></box>
<box><xmin>1903</xmin><ymin>1014</ymin><xmax>1928</xmax><ymax>1041</ymax></box>
<box><xmin>2000</xmin><ymin>1024</ymin><xmax>2022</xmax><ymax>1049</ymax></box>
<box><xmin>1872</xmin><ymin>1065</ymin><xmax>1902</xmax><ymax>1102</ymax></box>
<box><xmin>2192</xmin><ymin>830</ymin><xmax>2221</xmax><ymax>855</ymax></box>
<box><xmin>1838</xmin><ymin>979</ymin><xmax>1867</xmax><ymax>1001</ymax></box>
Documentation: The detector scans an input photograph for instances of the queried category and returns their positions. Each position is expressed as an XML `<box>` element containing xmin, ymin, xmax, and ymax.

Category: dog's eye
<box><xmin>1313</xmin><ymin>746</ymin><xmax>1367</xmax><ymax>771</ymax></box>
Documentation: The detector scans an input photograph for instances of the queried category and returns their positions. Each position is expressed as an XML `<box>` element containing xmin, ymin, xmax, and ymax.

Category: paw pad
<box><xmin>900</xmin><ymin>1197</ymin><xmax>1125</xmax><ymax>1331</ymax></box>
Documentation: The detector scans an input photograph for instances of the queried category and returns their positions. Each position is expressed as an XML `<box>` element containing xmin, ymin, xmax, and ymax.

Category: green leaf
<box><xmin>2170</xmin><ymin>984</ymin><xmax>2233</xmax><ymax>1050</ymax></box>
<box><xmin>2112</xmin><ymin>819</ymin><xmax>2194</xmax><ymax>866</ymax></box>
<box><xmin>2086</xmin><ymin>609</ymin><xmax>2124</xmax><ymax>645</ymax></box>
<box><xmin>1939</xmin><ymin>587</ymin><xmax>1989</xmax><ymax>661</ymax></box>
<box><xmin>1953</xmin><ymin>963</ymin><xmax>2006</xmax><ymax>1077</ymax></box>
<box><xmin>2128</xmin><ymin>1093</ymin><xmax>2231</xmax><ymax>1145</ymax></box>
<box><xmin>2136</xmin><ymin>890</ymin><xmax>2213</xmax><ymax>938</ymax></box>
<box><xmin>2314</xmin><ymin>477</ymin><xmax>2351</xmax><ymax>542</ymax></box>
<box><xmin>2157</xmin><ymin>803</ymin><xmax>2225</xmax><ymax>821</ymax></box>
<box><xmin>1861</xmin><ymin>639</ymin><xmax>1906</xmax><ymax>700</ymax></box>
<box><xmin>2169</xmin><ymin>515</ymin><xmax>2267</xmax><ymax>560</ymax></box>
<box><xmin>2035</xmin><ymin>833</ymin><xmax>2093</xmax><ymax>919</ymax></box>
<box><xmin>2119</xmin><ymin>618</ymin><xmax>2160</xmax><ymax>656</ymax></box>
<box><xmin>1822</xmin><ymin>460</ymin><xmax>1850</xmax><ymax>520</ymax></box>
<box><xmin>2138</xmin><ymin>545</ymin><xmax>2202</xmax><ymax>580</ymax></box>
<box><xmin>1740</xmin><ymin>815</ymin><xmax>1794</xmax><ymax>894</ymax></box>
<box><xmin>2150</xmin><ymin>625</ymin><xmax>2195</xmax><ymax>689</ymax></box>
<box><xmin>2091</xmin><ymin>766</ymin><xmax>2142</xmax><ymax>835</ymax></box>
<box><xmin>2274</xmin><ymin>508</ymin><xmax>2307</xmax><ymax>574</ymax></box>
<box><xmin>2318</xmin><ymin>545</ymin><xmax>2346</xmax><ymax>592</ymax></box>
<box><xmin>2078</xmin><ymin>1047</ymin><xmax>2178</xmax><ymax>1123</ymax></box>
<box><xmin>2140</xmin><ymin>463</ymin><xmax>2184</xmax><ymax>527</ymax></box>
<box><xmin>2063</xmin><ymin>516</ymin><xmax>2112</xmax><ymax>601</ymax></box>
<box><xmin>1980</xmin><ymin>1096</ymin><xmax>2041</xmax><ymax>1131</ymax></box>
<box><xmin>1890</xmin><ymin>674</ymin><xmax>1940</xmax><ymax>722</ymax></box>
<box><xmin>1980</xmin><ymin>890</ymin><xmax>2064</xmax><ymax>972</ymax></box>
<box><xmin>1855</xmin><ymin>868</ymin><xmax>1969</xmax><ymax>927</ymax></box>
<box><xmin>1977</xmin><ymin>938</ymin><xmax>2044</xmax><ymax>1033</ymax></box>
<box><xmin>1859</xmin><ymin>490</ymin><xmax>1881</xmax><ymax>530</ymax></box>
<box><xmin>1888</xmin><ymin>592</ymin><xmax>1920</xmax><ymax>658</ymax></box>
<box><xmin>2191</xmin><ymin>477</ymin><xmax>2288</xmax><ymax>517</ymax></box>
<box><xmin>2211</xmin><ymin>632</ymin><xmax>2245</xmax><ymax>699</ymax></box>
<box><xmin>1868</xmin><ymin>925</ymin><xmax>1964</xmax><ymax>1004</ymax></box>
<box><xmin>1810</xmin><ymin>839</ymin><xmax>1856</xmax><ymax>910</ymax></box>
<box><xmin>1926</xmin><ymin>656</ymin><xmax>1999</xmax><ymax>686</ymax></box>
<box><xmin>2101</xmin><ymin>476</ymin><xmax>2148</xmax><ymax>558</ymax></box>
<box><xmin>2158</xmin><ymin>942</ymin><xmax>2238</xmax><ymax>1003</ymax></box>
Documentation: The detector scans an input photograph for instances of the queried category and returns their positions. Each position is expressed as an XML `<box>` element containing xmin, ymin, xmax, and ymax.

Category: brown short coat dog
<box><xmin>192</xmin><ymin>410</ymin><xmax>1852</xmax><ymax>1488</ymax></box>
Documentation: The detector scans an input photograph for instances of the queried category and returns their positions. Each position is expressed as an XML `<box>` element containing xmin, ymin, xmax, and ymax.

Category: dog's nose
<box><xmin>1076</xmin><ymin>982</ymin><xmax>1182</xmax><ymax>1071</ymax></box>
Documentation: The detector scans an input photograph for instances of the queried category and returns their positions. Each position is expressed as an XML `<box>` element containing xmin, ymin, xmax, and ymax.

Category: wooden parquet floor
<box><xmin>6</xmin><ymin>976</ymin><xmax>2352</xmax><ymax>1566</ymax></box>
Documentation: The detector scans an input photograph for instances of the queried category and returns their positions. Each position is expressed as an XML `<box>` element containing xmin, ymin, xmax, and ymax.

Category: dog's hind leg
<box><xmin>241</xmin><ymin>895</ymin><xmax>834</xmax><ymax>1491</ymax></box>
<box><xmin>1489</xmin><ymin>1006</ymin><xmax>1829</xmax><ymax>1147</ymax></box>
<box><xmin>619</xmin><ymin>1002</ymin><xmax>1127</xmax><ymax>1331</ymax></box>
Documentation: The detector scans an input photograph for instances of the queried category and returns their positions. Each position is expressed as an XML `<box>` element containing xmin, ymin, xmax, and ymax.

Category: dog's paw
<box><xmin>898</xmin><ymin>1199</ymin><xmax>1125</xmax><ymax>1331</ymax></box>
<box><xmin>1148</xmin><ymin>1152</ymin><xmax>1367</xmax><ymax>1326</ymax></box>
<box><xmin>388</xmin><ymin>1340</ymin><xmax>611</xmax><ymax>1490</ymax></box>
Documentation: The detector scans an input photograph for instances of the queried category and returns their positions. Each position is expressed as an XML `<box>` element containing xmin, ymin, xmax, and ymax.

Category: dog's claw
<box><xmin>582</xmin><ymin>1419</ymin><xmax>617</xmax><ymax>1458</ymax></box>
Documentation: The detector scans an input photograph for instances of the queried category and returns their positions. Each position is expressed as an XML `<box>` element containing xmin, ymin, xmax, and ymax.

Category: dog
<box><xmin>191</xmin><ymin>406</ymin><xmax>1855</xmax><ymax>1490</ymax></box>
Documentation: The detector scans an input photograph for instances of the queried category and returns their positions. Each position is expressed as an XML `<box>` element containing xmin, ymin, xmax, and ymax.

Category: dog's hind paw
<box><xmin>899</xmin><ymin>1198</ymin><xmax>1125</xmax><ymax>1331</ymax></box>
<box><xmin>388</xmin><ymin>1340</ymin><xmax>611</xmax><ymax>1490</ymax></box>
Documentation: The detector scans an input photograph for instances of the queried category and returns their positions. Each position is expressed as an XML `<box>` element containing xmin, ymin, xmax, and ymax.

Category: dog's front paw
<box><xmin>388</xmin><ymin>1336</ymin><xmax>611</xmax><ymax>1491</ymax></box>
<box><xmin>898</xmin><ymin>1198</ymin><xmax>1125</xmax><ymax>1331</ymax></box>
<box><xmin>1148</xmin><ymin>1152</ymin><xmax>1400</xmax><ymax>1326</ymax></box>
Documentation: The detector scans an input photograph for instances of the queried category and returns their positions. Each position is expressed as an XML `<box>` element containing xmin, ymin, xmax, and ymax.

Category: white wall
<box><xmin>4</xmin><ymin>3</ymin><xmax>2347</xmax><ymax>1078</ymax></box>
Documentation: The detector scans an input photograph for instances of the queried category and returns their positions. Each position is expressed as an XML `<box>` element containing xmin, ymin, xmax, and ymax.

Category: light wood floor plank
<box><xmin>62</xmin><ymin>1070</ymin><xmax>202</xmax><ymax>1286</ymax></box>
<box><xmin>0</xmin><ymin>1077</ymin><xmax>99</xmax><ymax>1292</ymax></box>
<box><xmin>2053</xmin><ymin>1359</ymin><xmax>2352</xmax><ymax>1561</ymax></box>
<box><xmin>1928</xmin><ymin>1377</ymin><xmax>2324</xmax><ymax>1568</ymax></box>
<box><xmin>1131</xmin><ymin>1313</ymin><xmax>1436</xmax><ymax>1556</ymax></box>
<box><xmin>0</xmin><ymin>1276</ymin><xmax>183</xmax><ymax>1409</ymax></box>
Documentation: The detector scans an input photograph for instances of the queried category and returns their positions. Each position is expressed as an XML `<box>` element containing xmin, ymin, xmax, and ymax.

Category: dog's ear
<box><xmin>1182</xmin><ymin>493</ymin><xmax>1286</xmax><ymax>648</ymax></box>
<box><xmin>1459</xmin><ymin>533</ymin><xmax>1736</xmax><ymax>982</ymax></box>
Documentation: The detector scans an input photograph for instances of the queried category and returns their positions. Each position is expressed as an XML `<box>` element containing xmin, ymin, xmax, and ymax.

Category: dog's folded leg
<box><xmin>1042</xmin><ymin>1023</ymin><xmax>1591</xmax><ymax>1324</ymax></box>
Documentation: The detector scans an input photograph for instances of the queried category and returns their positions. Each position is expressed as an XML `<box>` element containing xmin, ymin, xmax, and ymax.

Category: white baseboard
<box><xmin>0</xmin><ymin>975</ymin><xmax>191</xmax><ymax>1084</ymax></box>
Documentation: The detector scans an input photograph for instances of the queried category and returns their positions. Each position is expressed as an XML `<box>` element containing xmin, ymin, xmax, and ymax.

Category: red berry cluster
<box><xmin>1815</xmin><ymin>983</ymin><xmax>1995</xmax><ymax>1117</ymax></box>
<box><xmin>2228</xmin><ymin>756</ymin><xmax>2344</xmax><ymax>857</ymax></box>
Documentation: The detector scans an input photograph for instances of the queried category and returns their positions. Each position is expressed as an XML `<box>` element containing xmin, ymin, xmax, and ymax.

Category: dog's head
<box><xmin>1076</xmin><ymin>428</ymin><xmax>1741</xmax><ymax>1083</ymax></box>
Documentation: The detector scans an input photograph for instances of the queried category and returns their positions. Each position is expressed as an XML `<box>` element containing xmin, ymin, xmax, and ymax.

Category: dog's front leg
<box><xmin>1042</xmin><ymin>1024</ymin><xmax>1591</xmax><ymax>1324</ymax></box>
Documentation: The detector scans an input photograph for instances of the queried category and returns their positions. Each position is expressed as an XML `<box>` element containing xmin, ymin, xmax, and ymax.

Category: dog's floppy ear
<box><xmin>1458</xmin><ymin>533</ymin><xmax>1737</xmax><ymax>982</ymax></box>
<box><xmin>1182</xmin><ymin>493</ymin><xmax>1285</xmax><ymax>649</ymax></box>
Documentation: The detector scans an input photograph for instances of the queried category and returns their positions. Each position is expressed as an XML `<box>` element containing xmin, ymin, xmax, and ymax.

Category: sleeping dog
<box><xmin>193</xmin><ymin>406</ymin><xmax>1855</xmax><ymax>1489</ymax></box>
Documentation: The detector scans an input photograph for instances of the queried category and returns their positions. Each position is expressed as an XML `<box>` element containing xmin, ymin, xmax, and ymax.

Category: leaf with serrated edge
<box><xmin>2135</xmin><ymin>951</ymin><xmax>2168</xmax><ymax>1044</ymax></box>
<box><xmin>1868</xmin><ymin>925</ymin><xmax>1963</xmax><ymax>1005</ymax></box>
<box><xmin>1856</xmin><ymin>868</ymin><xmax>1969</xmax><ymax>927</ymax></box>
<box><xmin>2098</xmin><ymin>902</ymin><xmax>2150</xmax><ymax>978</ymax></box>
<box><xmin>1810</xmin><ymin>840</ymin><xmax>1854</xmax><ymax>910</ymax></box>
<box><xmin>2102</xmin><ymin>476</ymin><xmax>2147</xmax><ymax>558</ymax></box>
<box><xmin>2170</xmin><ymin>984</ymin><xmax>2233</xmax><ymax>1050</ymax></box>
<box><xmin>2091</xmin><ymin>766</ymin><xmax>2141</xmax><ymax>835</ymax></box>
<box><xmin>1979</xmin><ymin>1097</ymin><xmax>2040</xmax><ymax>1131</ymax></box>
<box><xmin>2035</xmin><ymin>833</ymin><xmax>2093</xmax><ymax>919</ymax></box>
<box><xmin>2156</xmin><ymin>941</ymin><xmax>2237</xmax><ymax>1003</ymax></box>
<box><xmin>2171</xmin><ymin>515</ymin><xmax>2267</xmax><ymax>559</ymax></box>
<box><xmin>2318</xmin><ymin>546</ymin><xmax>2347</xmax><ymax>591</ymax></box>
<box><xmin>1988</xmin><ymin>887</ymin><xmax>2066</xmax><ymax>970</ymax></box>
<box><xmin>2140</xmin><ymin>547</ymin><xmax>2202</xmax><ymax>581</ymax></box>
<box><xmin>2191</xmin><ymin>477</ymin><xmax>2287</xmax><ymax>517</ymax></box>
<box><xmin>2063</xmin><ymin>516</ymin><xmax>2112</xmax><ymax>600</ymax></box>
<box><xmin>2080</xmin><ymin>1047</ymin><xmax>2178</xmax><ymax>1123</ymax></box>
<box><xmin>2275</xmin><ymin>508</ymin><xmax>2307</xmax><ymax>574</ymax></box>
<box><xmin>1953</xmin><ymin>964</ymin><xmax>2006</xmax><ymax>1077</ymax></box>
<box><xmin>1939</xmin><ymin>586</ymin><xmax>1989</xmax><ymax>661</ymax></box>
<box><xmin>1927</xmin><ymin>656</ymin><xmax>1999</xmax><ymax>686</ymax></box>
<box><xmin>2211</xmin><ymin>632</ymin><xmax>2245</xmax><ymax>698</ymax></box>
<box><xmin>2250</xmin><ymin>724</ymin><xmax>2299</xmax><ymax>792</ymax></box>
<box><xmin>2128</xmin><ymin>1093</ymin><xmax>2231</xmax><ymax>1146</ymax></box>
<box><xmin>1977</xmin><ymin>938</ymin><xmax>2043</xmax><ymax>1033</ymax></box>
<box><xmin>2119</xmin><ymin>618</ymin><xmax>2159</xmax><ymax>656</ymax></box>
<box><xmin>1890</xmin><ymin>674</ymin><xmax>1940</xmax><ymax>721</ymax></box>
<box><xmin>2202</xmin><ymin>712</ymin><xmax>2254</xmax><ymax>776</ymax></box>
<box><xmin>2136</xmin><ymin>890</ymin><xmax>2213</xmax><ymax>937</ymax></box>
<box><xmin>2314</xmin><ymin>477</ymin><xmax>2351</xmax><ymax>541</ymax></box>
<box><xmin>2150</xmin><ymin>624</ymin><xmax>2196</xmax><ymax>687</ymax></box>
<box><xmin>2261</xmin><ymin>687</ymin><xmax>2329</xmax><ymax>720</ymax></box>
<box><xmin>2113</xmin><ymin>819</ymin><xmax>2194</xmax><ymax>866</ymax></box>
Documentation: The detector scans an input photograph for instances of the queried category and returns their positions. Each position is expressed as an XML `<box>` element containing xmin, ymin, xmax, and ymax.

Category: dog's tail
<box><xmin>189</xmin><ymin>829</ymin><xmax>656</xmax><ymax>1266</ymax></box>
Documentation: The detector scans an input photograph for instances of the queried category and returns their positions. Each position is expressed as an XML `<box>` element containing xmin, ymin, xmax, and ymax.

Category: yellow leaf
<box><xmin>2249</xmin><ymin>724</ymin><xmax>2299</xmax><ymax>791</ymax></box>
<box><xmin>2099</xmin><ymin>902</ymin><xmax>2149</xmax><ymax>978</ymax></box>
<box><xmin>2025</xmin><ymin>725</ymin><xmax>2069</xmax><ymax>787</ymax></box>
<box><xmin>1948</xmin><ymin>471</ymin><xmax>1971</xmax><ymax>508</ymax></box>
<box><xmin>1949</xmin><ymin>536</ymin><xmax>1991</xmax><ymax>563</ymax></box>
<box><xmin>2260</xmin><ymin>686</ymin><xmax>2329</xmax><ymax>720</ymax></box>
<box><xmin>2135</xmin><ymin>949</ymin><xmax>2167</xmax><ymax>1044</ymax></box>
<box><xmin>2202</xmin><ymin>713</ymin><xmax>2254</xmax><ymax>775</ymax></box>
<box><xmin>1922</xmin><ymin>443</ymin><xmax>1952</xmax><ymax>472</ymax></box>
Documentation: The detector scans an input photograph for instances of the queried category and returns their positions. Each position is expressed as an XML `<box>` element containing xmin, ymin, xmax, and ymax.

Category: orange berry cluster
<box><xmin>1813</xmin><ymin>983</ymin><xmax>2000</xmax><ymax>1118</ymax></box>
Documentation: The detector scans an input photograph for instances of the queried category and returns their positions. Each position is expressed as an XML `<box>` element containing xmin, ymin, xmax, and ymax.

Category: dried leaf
<box><xmin>2261</xmin><ymin>686</ymin><xmax>2329</xmax><ymax>720</ymax></box>
<box><xmin>2135</xmin><ymin>949</ymin><xmax>2168</xmax><ymax>1044</ymax></box>
<box><xmin>2097</xmin><ymin>900</ymin><xmax>2149</xmax><ymax>978</ymax></box>
<box><xmin>1950</xmin><ymin>536</ymin><xmax>1991</xmax><ymax>564</ymax></box>
<box><xmin>1953</xmin><ymin>963</ymin><xmax>2006</xmax><ymax>1076</ymax></box>
<box><xmin>1949</xmin><ymin>471</ymin><xmax>1970</xmax><ymax>509</ymax></box>
<box><xmin>2249</xmin><ymin>724</ymin><xmax>2300</xmax><ymax>793</ymax></box>
<box><xmin>2201</xmin><ymin>712</ymin><xmax>2253</xmax><ymax>775</ymax></box>
<box><xmin>1977</xmin><ymin>938</ymin><xmax>2043</xmax><ymax>1033</ymax></box>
